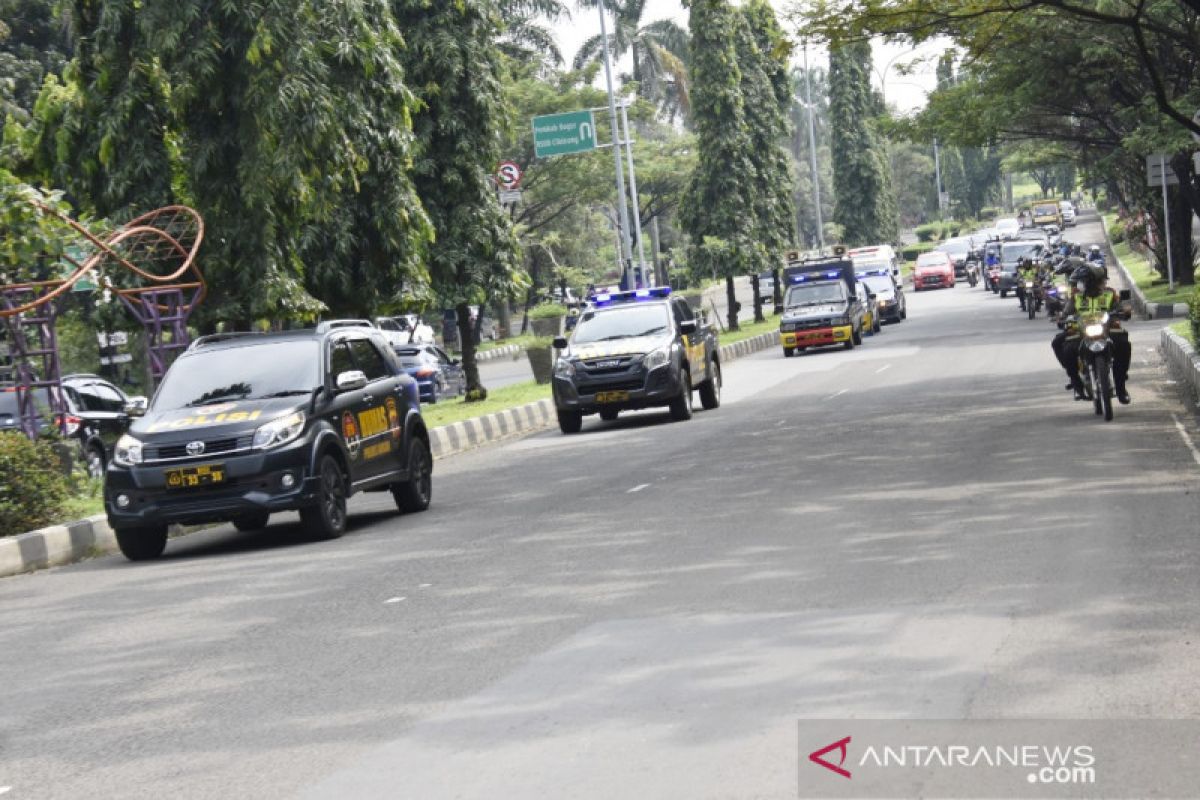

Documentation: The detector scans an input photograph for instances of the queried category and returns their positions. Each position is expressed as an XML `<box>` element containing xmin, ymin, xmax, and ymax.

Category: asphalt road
<box><xmin>4</xmin><ymin>216</ymin><xmax>1200</xmax><ymax>798</ymax></box>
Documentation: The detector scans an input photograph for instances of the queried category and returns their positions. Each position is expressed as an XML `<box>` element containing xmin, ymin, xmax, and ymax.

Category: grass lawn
<box><xmin>1011</xmin><ymin>173</ymin><xmax>1045</xmax><ymax>206</ymax></box>
<box><xmin>1103</xmin><ymin>213</ymin><xmax>1197</xmax><ymax>305</ymax></box>
<box><xmin>1170</xmin><ymin>320</ymin><xmax>1193</xmax><ymax>344</ymax></box>
<box><xmin>475</xmin><ymin>333</ymin><xmax>536</xmax><ymax>354</ymax></box>
<box><xmin>420</xmin><ymin>380</ymin><xmax>551</xmax><ymax>428</ymax></box>
<box><xmin>717</xmin><ymin>314</ymin><xmax>781</xmax><ymax>346</ymax></box>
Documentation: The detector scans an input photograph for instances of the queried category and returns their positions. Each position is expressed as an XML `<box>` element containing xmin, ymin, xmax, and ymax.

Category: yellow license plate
<box><xmin>165</xmin><ymin>464</ymin><xmax>226</xmax><ymax>490</ymax></box>
<box><xmin>595</xmin><ymin>390</ymin><xmax>630</xmax><ymax>403</ymax></box>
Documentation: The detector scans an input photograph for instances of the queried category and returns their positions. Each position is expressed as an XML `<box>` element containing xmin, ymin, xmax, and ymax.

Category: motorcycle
<box><xmin>1022</xmin><ymin>279</ymin><xmax>1042</xmax><ymax>319</ymax></box>
<box><xmin>1075</xmin><ymin>312</ymin><xmax>1118</xmax><ymax>422</ymax></box>
<box><xmin>965</xmin><ymin>259</ymin><xmax>980</xmax><ymax>287</ymax></box>
<box><xmin>1043</xmin><ymin>280</ymin><xmax>1069</xmax><ymax>323</ymax></box>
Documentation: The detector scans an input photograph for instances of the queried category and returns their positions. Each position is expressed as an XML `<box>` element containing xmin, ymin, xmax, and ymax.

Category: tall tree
<box><xmin>738</xmin><ymin>0</ymin><xmax>796</xmax><ymax>319</ymax></box>
<box><xmin>0</xmin><ymin>0</ymin><xmax>70</xmax><ymax>122</ymax></box>
<box><xmin>574</xmin><ymin>0</ymin><xmax>691</xmax><ymax>121</ymax></box>
<box><xmin>497</xmin><ymin>0</ymin><xmax>569</xmax><ymax>70</ymax></box>
<box><xmin>395</xmin><ymin>0</ymin><xmax>521</xmax><ymax>398</ymax></box>
<box><xmin>680</xmin><ymin>0</ymin><xmax>756</xmax><ymax>331</ymax></box>
<box><xmin>827</xmin><ymin>39</ymin><xmax>898</xmax><ymax>245</ymax></box>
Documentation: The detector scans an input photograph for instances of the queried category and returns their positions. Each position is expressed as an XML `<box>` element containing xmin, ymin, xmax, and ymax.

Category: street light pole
<box><xmin>620</xmin><ymin>101</ymin><xmax>649</xmax><ymax>284</ymax></box>
<box><xmin>598</xmin><ymin>5</ymin><xmax>634</xmax><ymax>288</ymax></box>
<box><xmin>934</xmin><ymin>137</ymin><xmax>945</xmax><ymax>216</ymax></box>
<box><xmin>802</xmin><ymin>41</ymin><xmax>824</xmax><ymax>250</ymax></box>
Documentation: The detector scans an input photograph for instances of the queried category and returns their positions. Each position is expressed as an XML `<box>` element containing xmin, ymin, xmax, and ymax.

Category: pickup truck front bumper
<box><xmin>781</xmin><ymin>324</ymin><xmax>852</xmax><ymax>349</ymax></box>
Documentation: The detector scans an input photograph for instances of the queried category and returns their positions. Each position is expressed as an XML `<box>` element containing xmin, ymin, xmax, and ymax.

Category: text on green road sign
<box><xmin>532</xmin><ymin>110</ymin><xmax>597</xmax><ymax>158</ymax></box>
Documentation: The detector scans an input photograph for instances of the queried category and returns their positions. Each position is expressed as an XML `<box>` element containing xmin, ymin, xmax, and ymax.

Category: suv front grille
<box><xmin>146</xmin><ymin>435</ymin><xmax>253</xmax><ymax>462</ymax></box>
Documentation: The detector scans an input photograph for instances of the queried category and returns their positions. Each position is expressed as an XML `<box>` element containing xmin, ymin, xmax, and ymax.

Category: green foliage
<box><xmin>0</xmin><ymin>0</ymin><xmax>70</xmax><ymax>123</ymax></box>
<box><xmin>1190</xmin><ymin>286</ymin><xmax>1200</xmax><ymax>346</ymax></box>
<box><xmin>0</xmin><ymin>168</ymin><xmax>86</xmax><ymax>281</ymax></box>
<box><xmin>914</xmin><ymin>222</ymin><xmax>941</xmax><ymax>242</ymax></box>
<box><xmin>395</xmin><ymin>0</ymin><xmax>520</xmax><ymax>392</ymax></box>
<box><xmin>1108</xmin><ymin>219</ymin><xmax>1126</xmax><ymax>245</ymax></box>
<box><xmin>901</xmin><ymin>241</ymin><xmax>936</xmax><ymax>261</ymax></box>
<box><xmin>0</xmin><ymin>432</ymin><xmax>70</xmax><ymax>535</ymax></box>
<box><xmin>827</xmin><ymin>40</ymin><xmax>897</xmax><ymax>246</ymax></box>
<box><xmin>736</xmin><ymin>0</ymin><xmax>796</xmax><ymax>273</ymax></box>
<box><xmin>681</xmin><ymin>0</ymin><xmax>757</xmax><ymax>283</ymax></box>
<box><xmin>526</xmin><ymin>302</ymin><xmax>568</xmax><ymax>320</ymax></box>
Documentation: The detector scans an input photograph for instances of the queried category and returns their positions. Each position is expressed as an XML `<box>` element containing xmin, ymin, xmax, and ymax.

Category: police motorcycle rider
<box><xmin>1087</xmin><ymin>244</ymin><xmax>1105</xmax><ymax>264</ymax></box>
<box><xmin>1016</xmin><ymin>257</ymin><xmax>1040</xmax><ymax>311</ymax></box>
<box><xmin>1051</xmin><ymin>262</ymin><xmax>1132</xmax><ymax>404</ymax></box>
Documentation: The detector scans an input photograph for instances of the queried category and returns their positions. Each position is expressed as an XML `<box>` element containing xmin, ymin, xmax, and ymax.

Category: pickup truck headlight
<box><xmin>253</xmin><ymin>411</ymin><xmax>305</xmax><ymax>450</ymax></box>
<box><xmin>113</xmin><ymin>434</ymin><xmax>143</xmax><ymax>467</ymax></box>
<box><xmin>840</xmin><ymin>313</ymin><xmax>852</xmax><ymax>325</ymax></box>
<box><xmin>643</xmin><ymin>346</ymin><xmax>670</xmax><ymax>370</ymax></box>
<box><xmin>554</xmin><ymin>358</ymin><xmax>576</xmax><ymax>378</ymax></box>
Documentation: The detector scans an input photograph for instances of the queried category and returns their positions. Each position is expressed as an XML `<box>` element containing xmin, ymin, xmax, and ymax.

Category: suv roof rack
<box><xmin>316</xmin><ymin>319</ymin><xmax>375</xmax><ymax>333</ymax></box>
<box><xmin>188</xmin><ymin>331</ymin><xmax>265</xmax><ymax>350</ymax></box>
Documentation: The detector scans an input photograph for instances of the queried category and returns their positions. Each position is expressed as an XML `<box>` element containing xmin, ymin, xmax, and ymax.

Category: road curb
<box><xmin>473</xmin><ymin>344</ymin><xmax>524</xmax><ymax>362</ymax></box>
<box><xmin>2</xmin><ymin>329</ymin><xmax>782</xmax><ymax>577</ymax></box>
<box><xmin>1160</xmin><ymin>326</ymin><xmax>1200</xmax><ymax>404</ymax></box>
<box><xmin>0</xmin><ymin>514</ymin><xmax>116</xmax><ymax>578</ymax></box>
<box><xmin>1100</xmin><ymin>214</ymin><xmax>1188</xmax><ymax>320</ymax></box>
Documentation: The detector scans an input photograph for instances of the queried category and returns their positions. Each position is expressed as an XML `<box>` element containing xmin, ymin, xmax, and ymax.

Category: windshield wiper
<box><xmin>186</xmin><ymin>393</ymin><xmax>249</xmax><ymax>407</ymax></box>
<box><xmin>253</xmin><ymin>390</ymin><xmax>312</xmax><ymax>399</ymax></box>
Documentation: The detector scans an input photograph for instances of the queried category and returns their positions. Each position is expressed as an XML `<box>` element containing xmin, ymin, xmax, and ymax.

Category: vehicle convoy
<box><xmin>779</xmin><ymin>254</ymin><xmax>867</xmax><ymax>356</ymax></box>
<box><xmin>1074</xmin><ymin>310</ymin><xmax>1122</xmax><ymax>421</ymax></box>
<box><xmin>550</xmin><ymin>287</ymin><xmax>721</xmax><ymax>433</ymax></box>
<box><xmin>59</xmin><ymin>374</ymin><xmax>149</xmax><ymax>478</ymax></box>
<box><xmin>1060</xmin><ymin>200</ymin><xmax>1077</xmax><ymax>227</ymax></box>
<box><xmin>996</xmin><ymin>241</ymin><xmax>1044</xmax><ymax>297</ymax></box>
<box><xmin>847</xmin><ymin>245</ymin><xmax>901</xmax><ymax>281</ymax></box>
<box><xmin>936</xmin><ymin>237</ymin><xmax>974</xmax><ymax>279</ymax></box>
<box><xmin>104</xmin><ymin>321</ymin><xmax>432</xmax><ymax>561</ymax></box>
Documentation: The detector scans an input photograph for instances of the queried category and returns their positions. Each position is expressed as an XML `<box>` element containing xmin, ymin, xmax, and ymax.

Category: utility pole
<box><xmin>620</xmin><ymin>102</ymin><xmax>649</xmax><ymax>285</ymax></box>
<box><xmin>934</xmin><ymin>138</ymin><xmax>945</xmax><ymax>216</ymax></box>
<box><xmin>598</xmin><ymin>6</ymin><xmax>634</xmax><ymax>289</ymax></box>
<box><xmin>802</xmin><ymin>41</ymin><xmax>824</xmax><ymax>250</ymax></box>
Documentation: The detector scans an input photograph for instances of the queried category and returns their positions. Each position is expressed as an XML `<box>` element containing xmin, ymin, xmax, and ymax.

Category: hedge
<box><xmin>901</xmin><ymin>242</ymin><xmax>938</xmax><ymax>261</ymax></box>
<box><xmin>0</xmin><ymin>433</ymin><xmax>71</xmax><ymax>536</ymax></box>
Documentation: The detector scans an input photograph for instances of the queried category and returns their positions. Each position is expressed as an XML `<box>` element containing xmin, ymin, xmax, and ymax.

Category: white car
<box><xmin>995</xmin><ymin>218</ymin><xmax>1021</xmax><ymax>239</ymax></box>
<box><xmin>1059</xmin><ymin>201</ymin><xmax>1076</xmax><ymax>227</ymax></box>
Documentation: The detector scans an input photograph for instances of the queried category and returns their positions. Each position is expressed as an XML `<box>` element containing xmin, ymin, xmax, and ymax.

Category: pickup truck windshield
<box><xmin>784</xmin><ymin>282</ymin><xmax>846</xmax><ymax>307</ymax></box>
<box><xmin>153</xmin><ymin>340</ymin><xmax>321</xmax><ymax>411</ymax></box>
<box><xmin>572</xmin><ymin>304</ymin><xmax>672</xmax><ymax>344</ymax></box>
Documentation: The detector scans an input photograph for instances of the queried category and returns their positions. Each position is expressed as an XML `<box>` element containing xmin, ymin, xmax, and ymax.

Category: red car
<box><xmin>913</xmin><ymin>251</ymin><xmax>955</xmax><ymax>291</ymax></box>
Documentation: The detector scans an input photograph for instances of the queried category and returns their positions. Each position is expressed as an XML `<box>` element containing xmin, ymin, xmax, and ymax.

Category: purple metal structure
<box><xmin>0</xmin><ymin>202</ymin><xmax>205</xmax><ymax>437</ymax></box>
<box><xmin>0</xmin><ymin>284</ymin><xmax>67</xmax><ymax>437</ymax></box>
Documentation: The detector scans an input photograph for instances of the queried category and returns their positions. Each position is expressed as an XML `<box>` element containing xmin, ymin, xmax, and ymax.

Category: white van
<box><xmin>847</xmin><ymin>244</ymin><xmax>901</xmax><ymax>279</ymax></box>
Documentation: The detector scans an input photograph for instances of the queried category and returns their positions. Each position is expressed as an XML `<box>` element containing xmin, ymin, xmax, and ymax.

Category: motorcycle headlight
<box><xmin>1024</xmin><ymin>281</ymin><xmax>1034</xmax><ymax>288</ymax></box>
<box><xmin>643</xmin><ymin>346</ymin><xmax>670</xmax><ymax>370</ymax></box>
<box><xmin>1084</xmin><ymin>323</ymin><xmax>1105</xmax><ymax>338</ymax></box>
<box><xmin>554</xmin><ymin>358</ymin><xmax>576</xmax><ymax>378</ymax></box>
<box><xmin>113</xmin><ymin>434</ymin><xmax>143</xmax><ymax>467</ymax></box>
<box><xmin>252</xmin><ymin>410</ymin><xmax>305</xmax><ymax>450</ymax></box>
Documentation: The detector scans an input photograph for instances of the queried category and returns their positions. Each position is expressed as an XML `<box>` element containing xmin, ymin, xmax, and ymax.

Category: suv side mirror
<box><xmin>552</xmin><ymin>336</ymin><xmax>568</xmax><ymax>350</ymax></box>
<box><xmin>124</xmin><ymin>397</ymin><xmax>148</xmax><ymax>417</ymax></box>
<box><xmin>336</xmin><ymin>370</ymin><xmax>368</xmax><ymax>392</ymax></box>
<box><xmin>679</xmin><ymin>319</ymin><xmax>698</xmax><ymax>335</ymax></box>
<box><xmin>1119</xmin><ymin>289</ymin><xmax>1132</xmax><ymax>302</ymax></box>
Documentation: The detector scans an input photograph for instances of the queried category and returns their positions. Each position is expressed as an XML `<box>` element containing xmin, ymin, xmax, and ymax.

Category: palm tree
<box><xmin>498</xmin><ymin>0</ymin><xmax>570</xmax><ymax>70</ymax></box>
<box><xmin>572</xmin><ymin>0</ymin><xmax>690</xmax><ymax>122</ymax></box>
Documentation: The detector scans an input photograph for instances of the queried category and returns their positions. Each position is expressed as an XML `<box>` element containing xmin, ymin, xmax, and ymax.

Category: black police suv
<box><xmin>551</xmin><ymin>287</ymin><xmax>721</xmax><ymax>433</ymax></box>
<box><xmin>105</xmin><ymin>321</ymin><xmax>431</xmax><ymax>561</ymax></box>
<box><xmin>60</xmin><ymin>374</ymin><xmax>148</xmax><ymax>478</ymax></box>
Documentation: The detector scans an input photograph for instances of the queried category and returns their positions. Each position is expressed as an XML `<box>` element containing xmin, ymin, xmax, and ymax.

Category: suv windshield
<box><xmin>153</xmin><ymin>340</ymin><xmax>321</xmax><ymax>410</ymax></box>
<box><xmin>572</xmin><ymin>304</ymin><xmax>671</xmax><ymax>344</ymax></box>
<box><xmin>861</xmin><ymin>276</ymin><xmax>895</xmax><ymax>297</ymax></box>
<box><xmin>1001</xmin><ymin>242</ymin><xmax>1041</xmax><ymax>264</ymax></box>
<box><xmin>784</xmin><ymin>282</ymin><xmax>846</xmax><ymax>307</ymax></box>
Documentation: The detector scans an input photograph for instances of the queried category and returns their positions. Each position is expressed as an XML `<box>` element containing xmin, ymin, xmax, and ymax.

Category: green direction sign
<box><xmin>532</xmin><ymin>110</ymin><xmax>597</xmax><ymax>158</ymax></box>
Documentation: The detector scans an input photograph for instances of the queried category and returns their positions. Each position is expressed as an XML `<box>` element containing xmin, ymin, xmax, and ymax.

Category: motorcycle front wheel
<box><xmin>1027</xmin><ymin>300</ymin><xmax>1036</xmax><ymax>320</ymax></box>
<box><xmin>1098</xmin><ymin>358</ymin><xmax>1114</xmax><ymax>421</ymax></box>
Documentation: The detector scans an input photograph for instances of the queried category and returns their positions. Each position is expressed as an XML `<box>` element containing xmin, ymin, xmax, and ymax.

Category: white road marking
<box><xmin>0</xmin><ymin>787</ymin><xmax>11</xmax><ymax>795</ymax></box>
<box><xmin>826</xmin><ymin>389</ymin><xmax>848</xmax><ymax>401</ymax></box>
<box><xmin>1171</xmin><ymin>414</ymin><xmax>1200</xmax><ymax>467</ymax></box>
<box><xmin>875</xmin><ymin>364</ymin><xmax>892</xmax><ymax>374</ymax></box>
<box><xmin>627</xmin><ymin>484</ymin><xmax>650</xmax><ymax>494</ymax></box>
<box><xmin>419</xmin><ymin>583</ymin><xmax>432</xmax><ymax>588</ymax></box>
<box><xmin>384</xmin><ymin>597</ymin><xmax>406</xmax><ymax>604</ymax></box>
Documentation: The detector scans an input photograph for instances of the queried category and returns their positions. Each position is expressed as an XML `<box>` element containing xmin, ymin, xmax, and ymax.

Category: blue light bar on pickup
<box><xmin>854</xmin><ymin>268</ymin><xmax>891</xmax><ymax>278</ymax></box>
<box><xmin>592</xmin><ymin>287</ymin><xmax>672</xmax><ymax>306</ymax></box>
<box><xmin>789</xmin><ymin>271</ymin><xmax>842</xmax><ymax>284</ymax></box>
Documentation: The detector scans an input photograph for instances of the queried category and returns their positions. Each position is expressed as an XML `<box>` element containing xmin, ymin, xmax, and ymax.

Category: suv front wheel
<box><xmin>301</xmin><ymin>454</ymin><xmax>348</xmax><ymax>540</ymax></box>
<box><xmin>669</xmin><ymin>370</ymin><xmax>693</xmax><ymax>421</ymax></box>
<box><xmin>115</xmin><ymin>525</ymin><xmax>168</xmax><ymax>561</ymax></box>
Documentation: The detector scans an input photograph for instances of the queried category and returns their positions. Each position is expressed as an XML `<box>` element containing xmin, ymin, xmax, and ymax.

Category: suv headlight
<box><xmin>113</xmin><ymin>434</ymin><xmax>143</xmax><ymax>467</ymax></box>
<box><xmin>253</xmin><ymin>411</ymin><xmax>305</xmax><ymax>450</ymax></box>
<box><xmin>554</xmin><ymin>358</ymin><xmax>576</xmax><ymax>378</ymax></box>
<box><xmin>643</xmin><ymin>346</ymin><xmax>670</xmax><ymax>370</ymax></box>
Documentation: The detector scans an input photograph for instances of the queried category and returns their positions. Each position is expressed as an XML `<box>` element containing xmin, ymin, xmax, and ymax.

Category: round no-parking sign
<box><xmin>496</xmin><ymin>161</ymin><xmax>523</xmax><ymax>191</ymax></box>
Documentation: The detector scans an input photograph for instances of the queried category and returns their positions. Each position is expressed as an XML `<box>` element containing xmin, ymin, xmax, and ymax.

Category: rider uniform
<box><xmin>1016</xmin><ymin>258</ymin><xmax>1039</xmax><ymax>311</ymax></box>
<box><xmin>1051</xmin><ymin>263</ymin><xmax>1132</xmax><ymax>404</ymax></box>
